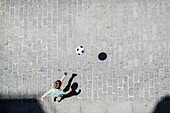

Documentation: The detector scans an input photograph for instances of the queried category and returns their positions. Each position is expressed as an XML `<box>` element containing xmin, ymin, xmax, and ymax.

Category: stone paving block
<box><xmin>108</xmin><ymin>102</ymin><xmax>132</xmax><ymax>113</ymax></box>
<box><xmin>81</xmin><ymin>102</ymin><xmax>107</xmax><ymax>113</ymax></box>
<box><xmin>132</xmin><ymin>101</ymin><xmax>156</xmax><ymax>113</ymax></box>
<box><xmin>54</xmin><ymin>102</ymin><xmax>80</xmax><ymax>113</ymax></box>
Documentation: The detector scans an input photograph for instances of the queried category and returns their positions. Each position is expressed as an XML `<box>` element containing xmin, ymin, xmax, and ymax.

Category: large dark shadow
<box><xmin>152</xmin><ymin>96</ymin><xmax>170</xmax><ymax>113</ymax></box>
<box><xmin>60</xmin><ymin>73</ymin><xmax>81</xmax><ymax>102</ymax></box>
<box><xmin>0</xmin><ymin>97</ymin><xmax>45</xmax><ymax>113</ymax></box>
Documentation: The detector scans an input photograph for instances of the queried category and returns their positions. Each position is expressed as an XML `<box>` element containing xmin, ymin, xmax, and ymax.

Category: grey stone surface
<box><xmin>39</xmin><ymin>101</ymin><xmax>157</xmax><ymax>113</ymax></box>
<box><xmin>108</xmin><ymin>102</ymin><xmax>132</xmax><ymax>113</ymax></box>
<box><xmin>0</xmin><ymin>0</ymin><xmax>170</xmax><ymax>112</ymax></box>
<box><xmin>81</xmin><ymin>102</ymin><xmax>107</xmax><ymax>113</ymax></box>
<box><xmin>4</xmin><ymin>103</ymin><xmax>30</xmax><ymax>113</ymax></box>
<box><xmin>132</xmin><ymin>101</ymin><xmax>156</xmax><ymax>113</ymax></box>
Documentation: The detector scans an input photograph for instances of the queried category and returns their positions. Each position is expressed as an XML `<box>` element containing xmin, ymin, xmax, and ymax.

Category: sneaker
<box><xmin>54</xmin><ymin>97</ymin><xmax>57</xmax><ymax>102</ymax></box>
<box><xmin>57</xmin><ymin>100</ymin><xmax>61</xmax><ymax>102</ymax></box>
<box><xmin>64</xmin><ymin>72</ymin><xmax>68</xmax><ymax>75</ymax></box>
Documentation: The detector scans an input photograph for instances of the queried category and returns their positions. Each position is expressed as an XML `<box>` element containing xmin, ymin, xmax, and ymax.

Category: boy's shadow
<box><xmin>61</xmin><ymin>74</ymin><xmax>81</xmax><ymax>102</ymax></box>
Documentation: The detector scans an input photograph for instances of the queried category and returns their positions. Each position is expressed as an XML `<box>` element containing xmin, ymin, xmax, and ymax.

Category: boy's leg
<box><xmin>57</xmin><ymin>96</ymin><xmax>62</xmax><ymax>102</ymax></box>
<box><xmin>63</xmin><ymin>74</ymin><xmax>77</xmax><ymax>92</ymax></box>
<box><xmin>60</xmin><ymin>72</ymin><xmax>68</xmax><ymax>83</ymax></box>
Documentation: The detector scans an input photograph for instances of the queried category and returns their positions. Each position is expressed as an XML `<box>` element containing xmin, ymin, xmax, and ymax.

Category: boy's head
<box><xmin>54</xmin><ymin>80</ymin><xmax>62</xmax><ymax>89</ymax></box>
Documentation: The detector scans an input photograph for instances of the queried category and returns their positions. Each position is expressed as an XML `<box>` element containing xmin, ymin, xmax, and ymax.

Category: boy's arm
<box><xmin>41</xmin><ymin>92</ymin><xmax>50</xmax><ymax>101</ymax></box>
<box><xmin>60</xmin><ymin>72</ymin><xmax>67</xmax><ymax>83</ymax></box>
<box><xmin>65</xmin><ymin>88</ymin><xmax>72</xmax><ymax>95</ymax></box>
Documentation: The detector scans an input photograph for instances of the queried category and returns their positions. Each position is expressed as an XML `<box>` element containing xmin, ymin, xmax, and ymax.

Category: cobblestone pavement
<box><xmin>0</xmin><ymin>0</ymin><xmax>169</xmax><ymax>112</ymax></box>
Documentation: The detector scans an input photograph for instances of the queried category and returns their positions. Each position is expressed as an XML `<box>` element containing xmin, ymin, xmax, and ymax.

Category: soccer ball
<box><xmin>76</xmin><ymin>46</ymin><xmax>85</xmax><ymax>55</ymax></box>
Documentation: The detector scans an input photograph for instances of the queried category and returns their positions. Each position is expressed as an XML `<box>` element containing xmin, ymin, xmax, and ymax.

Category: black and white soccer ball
<box><xmin>76</xmin><ymin>46</ymin><xmax>85</xmax><ymax>55</ymax></box>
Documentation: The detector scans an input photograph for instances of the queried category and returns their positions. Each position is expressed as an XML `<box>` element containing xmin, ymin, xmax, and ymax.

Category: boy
<box><xmin>41</xmin><ymin>72</ymin><xmax>72</xmax><ymax>102</ymax></box>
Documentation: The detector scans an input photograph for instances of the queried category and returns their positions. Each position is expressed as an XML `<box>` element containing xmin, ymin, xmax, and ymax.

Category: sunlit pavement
<box><xmin>0</xmin><ymin>0</ymin><xmax>169</xmax><ymax>113</ymax></box>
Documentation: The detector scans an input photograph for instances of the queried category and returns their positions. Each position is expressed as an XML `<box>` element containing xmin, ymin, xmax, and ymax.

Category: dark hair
<box><xmin>54</xmin><ymin>80</ymin><xmax>62</xmax><ymax>89</ymax></box>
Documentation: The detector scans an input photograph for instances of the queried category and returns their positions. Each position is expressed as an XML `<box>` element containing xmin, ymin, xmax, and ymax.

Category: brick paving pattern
<box><xmin>0</xmin><ymin>0</ymin><xmax>169</xmax><ymax>107</ymax></box>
